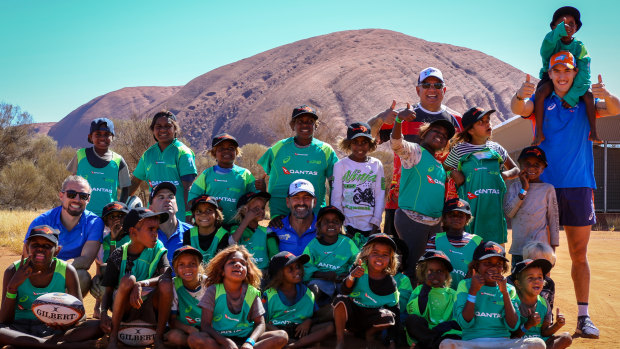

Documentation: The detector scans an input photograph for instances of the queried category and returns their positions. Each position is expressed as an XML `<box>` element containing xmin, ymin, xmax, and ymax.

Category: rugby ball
<box><xmin>31</xmin><ymin>292</ymin><xmax>85</xmax><ymax>326</ymax></box>
<box><xmin>118</xmin><ymin>320</ymin><xmax>157</xmax><ymax>346</ymax></box>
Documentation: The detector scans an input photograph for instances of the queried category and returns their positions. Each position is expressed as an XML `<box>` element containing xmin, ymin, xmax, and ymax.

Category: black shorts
<box><xmin>117</xmin><ymin>287</ymin><xmax>158</xmax><ymax>324</ymax></box>
<box><xmin>2</xmin><ymin>319</ymin><xmax>62</xmax><ymax>338</ymax></box>
<box><xmin>556</xmin><ymin>187</ymin><xmax>596</xmax><ymax>226</ymax></box>
<box><xmin>332</xmin><ymin>295</ymin><xmax>395</xmax><ymax>336</ymax></box>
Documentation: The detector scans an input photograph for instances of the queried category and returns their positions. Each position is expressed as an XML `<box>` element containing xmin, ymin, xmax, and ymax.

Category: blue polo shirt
<box><xmin>158</xmin><ymin>221</ymin><xmax>193</xmax><ymax>265</ymax></box>
<box><xmin>532</xmin><ymin>93</ymin><xmax>596</xmax><ymax>189</ymax></box>
<box><xmin>269</xmin><ymin>215</ymin><xmax>317</xmax><ymax>256</ymax></box>
<box><xmin>25</xmin><ymin>206</ymin><xmax>104</xmax><ymax>260</ymax></box>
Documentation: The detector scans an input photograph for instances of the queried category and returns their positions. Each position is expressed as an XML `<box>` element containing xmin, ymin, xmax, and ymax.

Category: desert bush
<box><xmin>237</xmin><ymin>143</ymin><xmax>268</xmax><ymax>178</ymax></box>
<box><xmin>0</xmin><ymin>103</ymin><xmax>33</xmax><ymax>170</ymax></box>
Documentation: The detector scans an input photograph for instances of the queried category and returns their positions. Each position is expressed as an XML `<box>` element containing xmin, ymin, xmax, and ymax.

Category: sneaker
<box><xmin>576</xmin><ymin>315</ymin><xmax>600</xmax><ymax>339</ymax></box>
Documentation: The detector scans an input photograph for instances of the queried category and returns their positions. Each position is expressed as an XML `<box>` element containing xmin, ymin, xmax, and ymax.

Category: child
<box><xmin>332</xmin><ymin>122</ymin><xmax>385</xmax><ymax>247</ymax></box>
<box><xmin>391</xmin><ymin>115</ymin><xmax>456</xmax><ymax>280</ymax></box>
<box><xmin>504</xmin><ymin>146</ymin><xmax>559</xmax><ymax>266</ymax></box>
<box><xmin>303</xmin><ymin>206</ymin><xmax>359</xmax><ymax>305</ymax></box>
<box><xmin>263</xmin><ymin>251</ymin><xmax>334</xmax><ymax>348</ymax></box>
<box><xmin>427</xmin><ymin>198</ymin><xmax>482</xmax><ymax>289</ymax></box>
<box><xmin>258</xmin><ymin>105</ymin><xmax>338</xmax><ymax>218</ymax></box>
<box><xmin>0</xmin><ymin>226</ymin><xmax>102</xmax><ymax>347</ymax></box>
<box><xmin>511</xmin><ymin>259</ymin><xmax>572</xmax><ymax>349</ymax></box>
<box><xmin>333</xmin><ymin>233</ymin><xmax>400</xmax><ymax>349</ymax></box>
<box><xmin>91</xmin><ymin>201</ymin><xmax>130</xmax><ymax>319</ymax></box>
<box><xmin>187</xmin><ymin>245</ymin><xmax>288</xmax><ymax>349</ymax></box>
<box><xmin>183</xmin><ymin>195</ymin><xmax>230</xmax><ymax>264</ymax></box>
<box><xmin>130</xmin><ymin>110</ymin><xmax>198</xmax><ymax>221</ymax></box>
<box><xmin>521</xmin><ymin>242</ymin><xmax>558</xmax><ymax>325</ymax></box>
<box><xmin>405</xmin><ymin>250</ymin><xmax>461</xmax><ymax>349</ymax></box>
<box><xmin>99</xmin><ymin>207</ymin><xmax>173</xmax><ymax>349</ymax></box>
<box><xmin>165</xmin><ymin>246</ymin><xmax>208</xmax><ymax>347</ymax></box>
<box><xmin>230</xmin><ymin>191</ymin><xmax>279</xmax><ymax>271</ymax></box>
<box><xmin>532</xmin><ymin>6</ymin><xmax>598</xmax><ymax>145</ymax></box>
<box><xmin>444</xmin><ymin>107</ymin><xmax>519</xmax><ymax>245</ymax></box>
<box><xmin>66</xmin><ymin>118</ymin><xmax>132</xmax><ymax>217</ymax></box>
<box><xmin>441</xmin><ymin>241</ymin><xmax>546</xmax><ymax>348</ymax></box>
<box><xmin>188</xmin><ymin>133</ymin><xmax>257</xmax><ymax>226</ymax></box>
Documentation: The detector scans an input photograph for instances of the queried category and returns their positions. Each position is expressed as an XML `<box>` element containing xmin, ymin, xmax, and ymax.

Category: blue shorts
<box><xmin>555</xmin><ymin>188</ymin><xmax>596</xmax><ymax>227</ymax></box>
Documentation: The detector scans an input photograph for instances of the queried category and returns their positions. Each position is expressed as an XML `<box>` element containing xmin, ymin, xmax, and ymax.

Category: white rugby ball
<box><xmin>31</xmin><ymin>292</ymin><xmax>84</xmax><ymax>326</ymax></box>
<box><xmin>118</xmin><ymin>320</ymin><xmax>157</xmax><ymax>346</ymax></box>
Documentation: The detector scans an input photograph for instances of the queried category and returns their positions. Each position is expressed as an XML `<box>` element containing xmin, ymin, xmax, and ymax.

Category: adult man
<box><xmin>148</xmin><ymin>182</ymin><xmax>192</xmax><ymax>265</ymax></box>
<box><xmin>25</xmin><ymin>175</ymin><xmax>104</xmax><ymax>296</ymax></box>
<box><xmin>367</xmin><ymin>67</ymin><xmax>462</xmax><ymax>236</ymax></box>
<box><xmin>511</xmin><ymin>51</ymin><xmax>620</xmax><ymax>338</ymax></box>
<box><xmin>269</xmin><ymin>179</ymin><xmax>318</xmax><ymax>256</ymax></box>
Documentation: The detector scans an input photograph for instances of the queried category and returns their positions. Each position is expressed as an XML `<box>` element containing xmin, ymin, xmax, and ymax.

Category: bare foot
<box><xmin>532</xmin><ymin>132</ymin><xmax>545</xmax><ymax>146</ymax></box>
<box><xmin>107</xmin><ymin>336</ymin><xmax>119</xmax><ymax>349</ymax></box>
<box><xmin>589</xmin><ymin>131</ymin><xmax>602</xmax><ymax>144</ymax></box>
<box><xmin>335</xmin><ymin>341</ymin><xmax>345</xmax><ymax>349</ymax></box>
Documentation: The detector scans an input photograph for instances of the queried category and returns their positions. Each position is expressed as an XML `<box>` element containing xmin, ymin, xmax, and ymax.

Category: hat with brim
<box><xmin>551</xmin><ymin>6</ymin><xmax>582</xmax><ymax>31</ymax></box>
<box><xmin>291</xmin><ymin>105</ymin><xmax>319</xmax><ymax>120</ymax></box>
<box><xmin>443</xmin><ymin>198</ymin><xmax>472</xmax><ymax>215</ymax></box>
<box><xmin>102</xmin><ymin>201</ymin><xmax>129</xmax><ymax>219</ymax></box>
<box><xmin>462</xmin><ymin>107</ymin><xmax>495</xmax><ymax>129</ymax></box>
<box><xmin>317</xmin><ymin>205</ymin><xmax>345</xmax><ymax>222</ymax></box>
<box><xmin>418</xmin><ymin>67</ymin><xmax>444</xmax><ymax>84</ymax></box>
<box><xmin>27</xmin><ymin>225</ymin><xmax>60</xmax><ymax>245</ymax></box>
<box><xmin>268</xmin><ymin>251</ymin><xmax>310</xmax><ymax>277</ymax></box>
<box><xmin>549</xmin><ymin>51</ymin><xmax>576</xmax><ymax>71</ymax></box>
<box><xmin>172</xmin><ymin>245</ymin><xmax>204</xmax><ymax>264</ymax></box>
<box><xmin>510</xmin><ymin>258</ymin><xmax>553</xmax><ymax>280</ymax></box>
<box><xmin>429</xmin><ymin>119</ymin><xmax>456</xmax><ymax>140</ymax></box>
<box><xmin>190</xmin><ymin>195</ymin><xmax>220</xmax><ymax>212</ymax></box>
<box><xmin>211</xmin><ymin>133</ymin><xmax>239</xmax><ymax>148</ymax></box>
<box><xmin>364</xmin><ymin>233</ymin><xmax>396</xmax><ymax>250</ymax></box>
<box><xmin>149</xmin><ymin>182</ymin><xmax>177</xmax><ymax>204</ymax></box>
<box><xmin>419</xmin><ymin>249</ymin><xmax>453</xmax><ymax>272</ymax></box>
<box><xmin>288</xmin><ymin>179</ymin><xmax>315</xmax><ymax>197</ymax></box>
<box><xmin>123</xmin><ymin>207</ymin><xmax>169</xmax><ymax>232</ymax></box>
<box><xmin>88</xmin><ymin>118</ymin><xmax>115</xmax><ymax>143</ymax></box>
<box><xmin>518</xmin><ymin>146</ymin><xmax>548</xmax><ymax>167</ymax></box>
<box><xmin>347</xmin><ymin>122</ymin><xmax>373</xmax><ymax>141</ymax></box>
<box><xmin>473</xmin><ymin>241</ymin><xmax>508</xmax><ymax>262</ymax></box>
<box><xmin>236</xmin><ymin>191</ymin><xmax>271</xmax><ymax>209</ymax></box>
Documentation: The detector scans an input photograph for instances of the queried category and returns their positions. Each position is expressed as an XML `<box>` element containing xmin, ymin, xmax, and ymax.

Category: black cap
<box><xmin>268</xmin><ymin>251</ymin><xmax>310</xmax><ymax>277</ymax></box>
<box><xmin>88</xmin><ymin>118</ymin><xmax>115</xmax><ymax>143</ymax></box>
<box><xmin>429</xmin><ymin>119</ymin><xmax>456</xmax><ymax>140</ymax></box>
<box><xmin>347</xmin><ymin>122</ymin><xmax>373</xmax><ymax>141</ymax></box>
<box><xmin>172</xmin><ymin>245</ymin><xmax>204</xmax><ymax>264</ymax></box>
<box><xmin>123</xmin><ymin>207</ymin><xmax>169</xmax><ymax>232</ymax></box>
<box><xmin>28</xmin><ymin>225</ymin><xmax>60</xmax><ymax>245</ymax></box>
<box><xmin>101</xmin><ymin>201</ymin><xmax>129</xmax><ymax>219</ymax></box>
<box><xmin>317</xmin><ymin>205</ymin><xmax>345</xmax><ymax>222</ymax></box>
<box><xmin>236</xmin><ymin>191</ymin><xmax>271</xmax><ymax>209</ymax></box>
<box><xmin>211</xmin><ymin>133</ymin><xmax>239</xmax><ymax>148</ymax></box>
<box><xmin>461</xmin><ymin>107</ymin><xmax>495</xmax><ymax>129</ymax></box>
<box><xmin>510</xmin><ymin>259</ymin><xmax>553</xmax><ymax>280</ymax></box>
<box><xmin>149</xmin><ymin>182</ymin><xmax>177</xmax><ymax>204</ymax></box>
<box><xmin>364</xmin><ymin>233</ymin><xmax>396</xmax><ymax>250</ymax></box>
<box><xmin>443</xmin><ymin>198</ymin><xmax>472</xmax><ymax>215</ymax></box>
<box><xmin>551</xmin><ymin>6</ymin><xmax>582</xmax><ymax>31</ymax></box>
<box><xmin>419</xmin><ymin>249</ymin><xmax>453</xmax><ymax>272</ymax></box>
<box><xmin>473</xmin><ymin>241</ymin><xmax>508</xmax><ymax>262</ymax></box>
<box><xmin>190</xmin><ymin>195</ymin><xmax>220</xmax><ymax>212</ymax></box>
<box><xmin>291</xmin><ymin>105</ymin><xmax>318</xmax><ymax>120</ymax></box>
<box><xmin>518</xmin><ymin>146</ymin><xmax>548</xmax><ymax>167</ymax></box>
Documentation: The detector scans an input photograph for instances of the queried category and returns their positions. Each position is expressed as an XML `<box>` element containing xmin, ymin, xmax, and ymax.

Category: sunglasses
<box><xmin>419</xmin><ymin>82</ymin><xmax>445</xmax><ymax>89</ymax></box>
<box><xmin>63</xmin><ymin>190</ymin><xmax>91</xmax><ymax>201</ymax></box>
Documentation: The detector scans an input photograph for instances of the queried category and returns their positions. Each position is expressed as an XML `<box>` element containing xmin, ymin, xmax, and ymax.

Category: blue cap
<box><xmin>89</xmin><ymin>118</ymin><xmax>115</xmax><ymax>143</ymax></box>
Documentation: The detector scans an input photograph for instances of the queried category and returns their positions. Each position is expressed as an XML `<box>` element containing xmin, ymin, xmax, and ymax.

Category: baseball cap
<box><xmin>473</xmin><ymin>241</ymin><xmax>508</xmax><ymax>262</ymax></box>
<box><xmin>172</xmin><ymin>245</ymin><xmax>204</xmax><ymax>265</ymax></box>
<box><xmin>418</xmin><ymin>67</ymin><xmax>444</xmax><ymax>84</ymax></box>
<box><xmin>190</xmin><ymin>195</ymin><xmax>220</xmax><ymax>212</ymax></box>
<box><xmin>236</xmin><ymin>191</ymin><xmax>271</xmax><ymax>209</ymax></box>
<box><xmin>461</xmin><ymin>106</ymin><xmax>495</xmax><ymax>129</ymax></box>
<box><xmin>364</xmin><ymin>233</ymin><xmax>396</xmax><ymax>251</ymax></box>
<box><xmin>268</xmin><ymin>251</ymin><xmax>310</xmax><ymax>277</ymax></box>
<box><xmin>102</xmin><ymin>201</ymin><xmax>129</xmax><ymax>219</ymax></box>
<box><xmin>549</xmin><ymin>51</ymin><xmax>576</xmax><ymax>70</ymax></box>
<box><xmin>317</xmin><ymin>205</ymin><xmax>345</xmax><ymax>222</ymax></box>
<box><xmin>429</xmin><ymin>119</ymin><xmax>456</xmax><ymax>140</ymax></box>
<box><xmin>347</xmin><ymin>122</ymin><xmax>373</xmax><ymax>141</ymax></box>
<box><xmin>419</xmin><ymin>249</ymin><xmax>453</xmax><ymax>272</ymax></box>
<box><xmin>211</xmin><ymin>133</ymin><xmax>239</xmax><ymax>148</ymax></box>
<box><xmin>27</xmin><ymin>225</ymin><xmax>60</xmax><ymax>245</ymax></box>
<box><xmin>149</xmin><ymin>182</ymin><xmax>177</xmax><ymax>204</ymax></box>
<box><xmin>122</xmin><ymin>207</ymin><xmax>169</xmax><ymax>232</ymax></box>
<box><xmin>510</xmin><ymin>258</ymin><xmax>553</xmax><ymax>280</ymax></box>
<box><xmin>291</xmin><ymin>105</ymin><xmax>319</xmax><ymax>120</ymax></box>
<box><xmin>88</xmin><ymin>118</ymin><xmax>115</xmax><ymax>143</ymax></box>
<box><xmin>518</xmin><ymin>146</ymin><xmax>548</xmax><ymax>167</ymax></box>
<box><xmin>443</xmin><ymin>198</ymin><xmax>472</xmax><ymax>215</ymax></box>
<box><xmin>551</xmin><ymin>6</ymin><xmax>582</xmax><ymax>31</ymax></box>
<box><xmin>288</xmin><ymin>179</ymin><xmax>315</xmax><ymax>197</ymax></box>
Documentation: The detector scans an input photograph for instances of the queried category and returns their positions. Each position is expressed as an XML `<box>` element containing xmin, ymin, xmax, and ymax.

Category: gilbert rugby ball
<box><xmin>31</xmin><ymin>292</ymin><xmax>85</xmax><ymax>326</ymax></box>
<box><xmin>118</xmin><ymin>320</ymin><xmax>157</xmax><ymax>346</ymax></box>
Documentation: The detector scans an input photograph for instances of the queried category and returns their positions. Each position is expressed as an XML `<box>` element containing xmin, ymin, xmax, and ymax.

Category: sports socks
<box><xmin>577</xmin><ymin>302</ymin><xmax>589</xmax><ymax>317</ymax></box>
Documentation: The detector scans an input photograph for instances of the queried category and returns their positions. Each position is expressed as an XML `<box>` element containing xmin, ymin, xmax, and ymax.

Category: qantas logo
<box><xmin>467</xmin><ymin>192</ymin><xmax>477</xmax><ymax>199</ymax></box>
<box><xmin>426</xmin><ymin>175</ymin><xmax>445</xmax><ymax>186</ymax></box>
<box><xmin>282</xmin><ymin>167</ymin><xmax>318</xmax><ymax>176</ymax></box>
<box><xmin>282</xmin><ymin>167</ymin><xmax>291</xmax><ymax>175</ymax></box>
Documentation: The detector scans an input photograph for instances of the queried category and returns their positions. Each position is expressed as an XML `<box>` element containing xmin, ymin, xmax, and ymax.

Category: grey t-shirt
<box><xmin>198</xmin><ymin>283</ymin><xmax>264</xmax><ymax>321</ymax></box>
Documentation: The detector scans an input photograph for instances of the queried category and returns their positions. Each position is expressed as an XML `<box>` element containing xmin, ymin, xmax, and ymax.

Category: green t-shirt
<box><xmin>394</xmin><ymin>273</ymin><xmax>414</xmax><ymax>313</ymax></box>
<box><xmin>398</xmin><ymin>147</ymin><xmax>446</xmax><ymax>218</ymax></box>
<box><xmin>14</xmin><ymin>258</ymin><xmax>68</xmax><ymax>321</ymax></box>
<box><xmin>76</xmin><ymin>147</ymin><xmax>123</xmax><ymax>217</ymax></box>
<box><xmin>188</xmin><ymin>165</ymin><xmax>256</xmax><ymax>224</ymax></box>
<box><xmin>517</xmin><ymin>295</ymin><xmax>550</xmax><ymax>340</ymax></box>
<box><xmin>258</xmin><ymin>137</ymin><xmax>338</xmax><ymax>217</ymax></box>
<box><xmin>406</xmin><ymin>284</ymin><xmax>460</xmax><ymax>345</ymax></box>
<box><xmin>303</xmin><ymin>235</ymin><xmax>359</xmax><ymax>282</ymax></box>
<box><xmin>133</xmin><ymin>139</ymin><xmax>197</xmax><ymax>221</ymax></box>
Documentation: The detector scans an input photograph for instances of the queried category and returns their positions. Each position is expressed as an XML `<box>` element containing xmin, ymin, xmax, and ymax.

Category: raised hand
<box><xmin>592</xmin><ymin>74</ymin><xmax>610</xmax><ymax>100</ymax></box>
<box><xmin>525</xmin><ymin>311</ymin><xmax>541</xmax><ymax>329</ymax></box>
<box><xmin>380</xmin><ymin>100</ymin><xmax>398</xmax><ymax>125</ymax></box>
<box><xmin>555</xmin><ymin>307</ymin><xmax>566</xmax><ymax>328</ymax></box>
<box><xmin>518</xmin><ymin>169</ymin><xmax>530</xmax><ymax>191</ymax></box>
<box><xmin>350</xmin><ymin>259</ymin><xmax>365</xmax><ymax>279</ymax></box>
<box><xmin>8</xmin><ymin>256</ymin><xmax>41</xmax><ymax>292</ymax></box>
<box><xmin>469</xmin><ymin>269</ymin><xmax>484</xmax><ymax>295</ymax></box>
<box><xmin>517</xmin><ymin>74</ymin><xmax>536</xmax><ymax>100</ymax></box>
<box><xmin>397</xmin><ymin>102</ymin><xmax>416</xmax><ymax>122</ymax></box>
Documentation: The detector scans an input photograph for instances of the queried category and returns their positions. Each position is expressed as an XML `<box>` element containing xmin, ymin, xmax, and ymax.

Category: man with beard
<box><xmin>269</xmin><ymin>179</ymin><xmax>318</xmax><ymax>256</ymax></box>
<box><xmin>25</xmin><ymin>175</ymin><xmax>104</xmax><ymax>297</ymax></box>
<box><xmin>149</xmin><ymin>181</ymin><xmax>192</xmax><ymax>265</ymax></box>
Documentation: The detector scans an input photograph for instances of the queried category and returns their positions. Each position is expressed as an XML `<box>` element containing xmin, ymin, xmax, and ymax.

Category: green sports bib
<box><xmin>303</xmin><ymin>235</ymin><xmax>359</xmax><ymax>282</ymax></box>
<box><xmin>435</xmin><ymin>232</ymin><xmax>482</xmax><ymax>289</ymax></box>
<box><xmin>14</xmin><ymin>258</ymin><xmax>67</xmax><ymax>321</ymax></box>
<box><xmin>398</xmin><ymin>148</ymin><xmax>446</xmax><ymax>218</ymax></box>
<box><xmin>118</xmin><ymin>240</ymin><xmax>167</xmax><ymax>286</ymax></box>
<box><xmin>173</xmin><ymin>276</ymin><xmax>203</xmax><ymax>327</ymax></box>
<box><xmin>102</xmin><ymin>233</ymin><xmax>131</xmax><ymax>263</ymax></box>
<box><xmin>349</xmin><ymin>265</ymin><xmax>399</xmax><ymax>309</ymax></box>
<box><xmin>76</xmin><ymin>148</ymin><xmax>122</xmax><ymax>216</ymax></box>
<box><xmin>229</xmin><ymin>225</ymin><xmax>269</xmax><ymax>270</ymax></box>
<box><xmin>264</xmin><ymin>287</ymin><xmax>315</xmax><ymax>326</ymax></box>
<box><xmin>212</xmin><ymin>284</ymin><xmax>260</xmax><ymax>338</ymax></box>
<box><xmin>189</xmin><ymin>226</ymin><xmax>228</xmax><ymax>265</ymax></box>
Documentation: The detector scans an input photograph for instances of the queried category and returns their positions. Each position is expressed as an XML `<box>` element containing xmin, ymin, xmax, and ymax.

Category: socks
<box><xmin>578</xmin><ymin>302</ymin><xmax>589</xmax><ymax>317</ymax></box>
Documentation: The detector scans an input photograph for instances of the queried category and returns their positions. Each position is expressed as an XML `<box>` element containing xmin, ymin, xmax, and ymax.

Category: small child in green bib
<box><xmin>183</xmin><ymin>195</ymin><xmax>230</xmax><ymax>265</ymax></box>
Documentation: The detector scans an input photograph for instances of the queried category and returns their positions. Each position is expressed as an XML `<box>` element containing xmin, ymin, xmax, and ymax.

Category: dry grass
<box><xmin>0</xmin><ymin>209</ymin><xmax>44</xmax><ymax>254</ymax></box>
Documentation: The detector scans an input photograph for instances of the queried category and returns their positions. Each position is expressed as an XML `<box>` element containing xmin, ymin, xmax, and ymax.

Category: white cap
<box><xmin>288</xmin><ymin>179</ymin><xmax>315</xmax><ymax>197</ymax></box>
<box><xmin>418</xmin><ymin>67</ymin><xmax>444</xmax><ymax>83</ymax></box>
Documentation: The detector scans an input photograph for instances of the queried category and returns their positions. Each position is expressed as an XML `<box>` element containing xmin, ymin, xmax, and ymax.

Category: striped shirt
<box><xmin>444</xmin><ymin>141</ymin><xmax>509</xmax><ymax>170</ymax></box>
<box><xmin>426</xmin><ymin>232</ymin><xmax>476</xmax><ymax>250</ymax></box>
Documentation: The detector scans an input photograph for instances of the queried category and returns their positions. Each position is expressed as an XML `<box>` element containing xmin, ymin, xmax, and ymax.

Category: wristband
<box><xmin>516</xmin><ymin>95</ymin><xmax>526</xmax><ymax>101</ymax></box>
<box><xmin>245</xmin><ymin>338</ymin><xmax>256</xmax><ymax>346</ymax></box>
<box><xmin>519</xmin><ymin>188</ymin><xmax>527</xmax><ymax>196</ymax></box>
<box><xmin>5</xmin><ymin>291</ymin><xmax>16</xmax><ymax>299</ymax></box>
<box><xmin>395</xmin><ymin>116</ymin><xmax>403</xmax><ymax>124</ymax></box>
<box><xmin>467</xmin><ymin>294</ymin><xmax>476</xmax><ymax>303</ymax></box>
<box><xmin>521</xmin><ymin>325</ymin><xmax>528</xmax><ymax>333</ymax></box>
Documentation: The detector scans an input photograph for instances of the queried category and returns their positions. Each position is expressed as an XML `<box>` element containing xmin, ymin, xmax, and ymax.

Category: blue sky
<box><xmin>1</xmin><ymin>0</ymin><xmax>618</xmax><ymax>123</ymax></box>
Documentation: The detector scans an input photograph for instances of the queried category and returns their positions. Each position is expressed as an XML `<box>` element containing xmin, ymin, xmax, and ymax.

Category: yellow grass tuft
<box><xmin>0</xmin><ymin>210</ymin><xmax>45</xmax><ymax>254</ymax></box>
